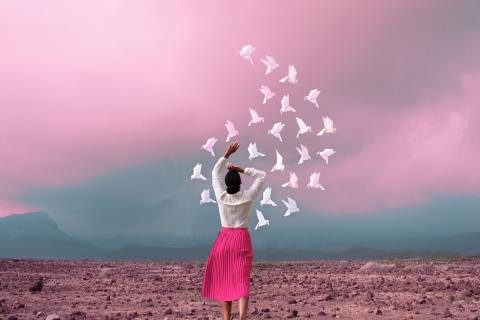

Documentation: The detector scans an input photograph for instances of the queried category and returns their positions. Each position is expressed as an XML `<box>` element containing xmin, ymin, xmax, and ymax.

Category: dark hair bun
<box><xmin>226</xmin><ymin>185</ymin><xmax>240</xmax><ymax>194</ymax></box>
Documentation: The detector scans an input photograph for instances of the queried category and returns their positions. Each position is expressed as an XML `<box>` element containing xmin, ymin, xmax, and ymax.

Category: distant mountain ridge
<box><xmin>0</xmin><ymin>211</ymin><xmax>478</xmax><ymax>260</ymax></box>
<box><xmin>0</xmin><ymin>211</ymin><xmax>108</xmax><ymax>259</ymax></box>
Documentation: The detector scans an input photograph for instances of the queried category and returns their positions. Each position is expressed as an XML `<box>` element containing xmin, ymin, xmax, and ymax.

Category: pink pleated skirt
<box><xmin>201</xmin><ymin>226</ymin><xmax>253</xmax><ymax>301</ymax></box>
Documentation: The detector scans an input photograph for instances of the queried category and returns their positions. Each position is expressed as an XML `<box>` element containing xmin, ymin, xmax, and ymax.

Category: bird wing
<box><xmin>289</xmin><ymin>65</ymin><xmax>297</xmax><ymax>78</ymax></box>
<box><xmin>324</xmin><ymin>116</ymin><xmax>333</xmax><ymax>128</ymax></box>
<box><xmin>193</xmin><ymin>163</ymin><xmax>201</xmax><ymax>174</ymax></box>
<box><xmin>291</xmin><ymin>173</ymin><xmax>298</xmax><ymax>184</ymax></box>
<box><xmin>264</xmin><ymin>187</ymin><xmax>271</xmax><ymax>199</ymax></box>
<box><xmin>247</xmin><ymin>143</ymin><xmax>254</xmax><ymax>156</ymax></box>
<box><xmin>301</xmin><ymin>145</ymin><xmax>309</xmax><ymax>155</ymax></box>
<box><xmin>225</xmin><ymin>120</ymin><xmax>234</xmax><ymax>132</ymax></box>
<box><xmin>296</xmin><ymin>117</ymin><xmax>307</xmax><ymax>129</ymax></box>
<box><xmin>276</xmin><ymin>151</ymin><xmax>283</xmax><ymax>162</ymax></box>
<box><xmin>249</xmin><ymin>108</ymin><xmax>259</xmax><ymax>120</ymax></box>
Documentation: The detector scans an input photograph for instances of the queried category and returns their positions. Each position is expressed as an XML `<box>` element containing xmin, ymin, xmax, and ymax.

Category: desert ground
<box><xmin>0</xmin><ymin>258</ymin><xmax>479</xmax><ymax>320</ymax></box>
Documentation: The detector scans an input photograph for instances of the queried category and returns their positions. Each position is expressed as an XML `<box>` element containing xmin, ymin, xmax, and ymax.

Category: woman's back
<box><xmin>211</xmin><ymin>156</ymin><xmax>267</xmax><ymax>228</ymax></box>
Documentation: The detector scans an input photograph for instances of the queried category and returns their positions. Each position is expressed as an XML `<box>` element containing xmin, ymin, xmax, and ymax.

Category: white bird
<box><xmin>296</xmin><ymin>117</ymin><xmax>311</xmax><ymax>138</ymax></box>
<box><xmin>296</xmin><ymin>144</ymin><xmax>311</xmax><ymax>164</ymax></box>
<box><xmin>281</xmin><ymin>197</ymin><xmax>300</xmax><ymax>216</ymax></box>
<box><xmin>304</xmin><ymin>89</ymin><xmax>321</xmax><ymax>108</ymax></box>
<box><xmin>317</xmin><ymin>148</ymin><xmax>336</xmax><ymax>164</ymax></box>
<box><xmin>191</xmin><ymin>163</ymin><xmax>207</xmax><ymax>180</ymax></box>
<box><xmin>260</xmin><ymin>187</ymin><xmax>277</xmax><ymax>206</ymax></box>
<box><xmin>280</xmin><ymin>94</ymin><xmax>296</xmax><ymax>114</ymax></box>
<box><xmin>279</xmin><ymin>65</ymin><xmax>298</xmax><ymax>84</ymax></box>
<box><xmin>307</xmin><ymin>172</ymin><xmax>325</xmax><ymax>190</ymax></box>
<box><xmin>201</xmin><ymin>137</ymin><xmax>217</xmax><ymax>156</ymax></box>
<box><xmin>225</xmin><ymin>120</ymin><xmax>239</xmax><ymax>143</ymax></box>
<box><xmin>236</xmin><ymin>44</ymin><xmax>255</xmax><ymax>64</ymax></box>
<box><xmin>260</xmin><ymin>55</ymin><xmax>279</xmax><ymax>75</ymax></box>
<box><xmin>268</xmin><ymin>122</ymin><xmax>285</xmax><ymax>142</ymax></box>
<box><xmin>271</xmin><ymin>150</ymin><xmax>285</xmax><ymax>172</ymax></box>
<box><xmin>247</xmin><ymin>142</ymin><xmax>266</xmax><ymax>160</ymax></box>
<box><xmin>317</xmin><ymin>116</ymin><xmax>336</xmax><ymax>136</ymax></box>
<box><xmin>248</xmin><ymin>108</ymin><xmax>264</xmax><ymax>126</ymax></box>
<box><xmin>281</xmin><ymin>172</ymin><xmax>299</xmax><ymax>189</ymax></box>
<box><xmin>200</xmin><ymin>189</ymin><xmax>217</xmax><ymax>205</ymax></box>
<box><xmin>254</xmin><ymin>209</ymin><xmax>270</xmax><ymax>230</ymax></box>
<box><xmin>259</xmin><ymin>85</ymin><xmax>276</xmax><ymax>104</ymax></box>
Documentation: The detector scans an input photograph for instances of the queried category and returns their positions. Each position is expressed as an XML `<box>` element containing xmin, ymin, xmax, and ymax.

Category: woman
<box><xmin>201</xmin><ymin>141</ymin><xmax>267</xmax><ymax>320</ymax></box>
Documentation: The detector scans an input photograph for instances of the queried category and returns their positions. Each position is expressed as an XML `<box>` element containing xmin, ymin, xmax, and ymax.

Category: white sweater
<box><xmin>212</xmin><ymin>156</ymin><xmax>267</xmax><ymax>228</ymax></box>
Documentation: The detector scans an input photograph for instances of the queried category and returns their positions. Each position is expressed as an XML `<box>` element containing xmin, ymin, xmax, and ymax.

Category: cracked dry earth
<box><xmin>1</xmin><ymin>259</ymin><xmax>480</xmax><ymax>320</ymax></box>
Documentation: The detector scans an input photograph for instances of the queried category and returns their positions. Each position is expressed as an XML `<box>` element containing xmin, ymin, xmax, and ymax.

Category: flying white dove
<box><xmin>317</xmin><ymin>116</ymin><xmax>336</xmax><ymax>136</ymax></box>
<box><xmin>279</xmin><ymin>64</ymin><xmax>298</xmax><ymax>84</ymax></box>
<box><xmin>201</xmin><ymin>137</ymin><xmax>217</xmax><ymax>156</ymax></box>
<box><xmin>268</xmin><ymin>122</ymin><xmax>285</xmax><ymax>142</ymax></box>
<box><xmin>236</xmin><ymin>44</ymin><xmax>255</xmax><ymax>64</ymax></box>
<box><xmin>281</xmin><ymin>197</ymin><xmax>300</xmax><ymax>216</ymax></box>
<box><xmin>307</xmin><ymin>172</ymin><xmax>325</xmax><ymax>190</ymax></box>
<box><xmin>304</xmin><ymin>89</ymin><xmax>321</xmax><ymax>108</ymax></box>
<box><xmin>260</xmin><ymin>187</ymin><xmax>277</xmax><ymax>206</ymax></box>
<box><xmin>248</xmin><ymin>108</ymin><xmax>264</xmax><ymax>127</ymax></box>
<box><xmin>317</xmin><ymin>148</ymin><xmax>336</xmax><ymax>164</ymax></box>
<box><xmin>254</xmin><ymin>209</ymin><xmax>270</xmax><ymax>230</ymax></box>
<box><xmin>260</xmin><ymin>55</ymin><xmax>279</xmax><ymax>75</ymax></box>
<box><xmin>225</xmin><ymin>120</ymin><xmax>239</xmax><ymax>143</ymax></box>
<box><xmin>296</xmin><ymin>144</ymin><xmax>311</xmax><ymax>164</ymax></box>
<box><xmin>191</xmin><ymin>163</ymin><xmax>207</xmax><ymax>181</ymax></box>
<box><xmin>280</xmin><ymin>94</ymin><xmax>296</xmax><ymax>114</ymax></box>
<box><xmin>200</xmin><ymin>189</ymin><xmax>217</xmax><ymax>205</ymax></box>
<box><xmin>259</xmin><ymin>85</ymin><xmax>276</xmax><ymax>104</ymax></box>
<box><xmin>296</xmin><ymin>117</ymin><xmax>311</xmax><ymax>138</ymax></box>
<box><xmin>271</xmin><ymin>150</ymin><xmax>285</xmax><ymax>172</ymax></box>
<box><xmin>247</xmin><ymin>142</ymin><xmax>266</xmax><ymax>160</ymax></box>
<box><xmin>281</xmin><ymin>172</ymin><xmax>299</xmax><ymax>189</ymax></box>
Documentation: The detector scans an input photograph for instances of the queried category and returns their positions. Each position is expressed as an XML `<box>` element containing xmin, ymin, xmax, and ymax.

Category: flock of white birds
<box><xmin>191</xmin><ymin>44</ymin><xmax>337</xmax><ymax>231</ymax></box>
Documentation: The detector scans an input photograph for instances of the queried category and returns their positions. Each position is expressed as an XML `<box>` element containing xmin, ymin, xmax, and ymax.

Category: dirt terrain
<box><xmin>1</xmin><ymin>258</ymin><xmax>480</xmax><ymax>319</ymax></box>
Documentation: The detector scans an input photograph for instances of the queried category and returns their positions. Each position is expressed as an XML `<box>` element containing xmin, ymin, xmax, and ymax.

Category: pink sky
<box><xmin>1</xmin><ymin>0</ymin><xmax>479</xmax><ymax>217</ymax></box>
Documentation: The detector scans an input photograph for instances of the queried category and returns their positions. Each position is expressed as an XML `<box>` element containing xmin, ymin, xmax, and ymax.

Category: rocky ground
<box><xmin>1</xmin><ymin>258</ymin><xmax>480</xmax><ymax>320</ymax></box>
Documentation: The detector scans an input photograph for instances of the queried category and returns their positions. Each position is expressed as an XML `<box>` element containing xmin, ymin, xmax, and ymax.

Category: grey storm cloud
<box><xmin>18</xmin><ymin>153</ymin><xmax>480</xmax><ymax>251</ymax></box>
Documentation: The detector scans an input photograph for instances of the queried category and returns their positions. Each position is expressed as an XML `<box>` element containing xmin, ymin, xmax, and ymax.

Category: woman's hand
<box><xmin>223</xmin><ymin>141</ymin><xmax>240</xmax><ymax>159</ymax></box>
<box><xmin>227</xmin><ymin>162</ymin><xmax>245</xmax><ymax>173</ymax></box>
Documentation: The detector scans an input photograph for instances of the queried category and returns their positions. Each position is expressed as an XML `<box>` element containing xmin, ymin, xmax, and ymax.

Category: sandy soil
<box><xmin>1</xmin><ymin>258</ymin><xmax>479</xmax><ymax>319</ymax></box>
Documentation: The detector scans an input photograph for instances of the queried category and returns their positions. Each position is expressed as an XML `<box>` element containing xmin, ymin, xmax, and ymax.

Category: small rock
<box><xmin>325</xmin><ymin>294</ymin><xmax>334</xmax><ymax>301</ymax></box>
<box><xmin>46</xmin><ymin>315</ymin><xmax>61</xmax><ymax>320</ymax></box>
<box><xmin>443</xmin><ymin>309</ymin><xmax>453</xmax><ymax>318</ymax></box>
<box><xmin>29</xmin><ymin>277</ymin><xmax>43</xmax><ymax>293</ymax></box>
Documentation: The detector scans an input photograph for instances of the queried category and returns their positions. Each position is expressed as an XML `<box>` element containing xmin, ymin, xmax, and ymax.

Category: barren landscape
<box><xmin>1</xmin><ymin>258</ymin><xmax>480</xmax><ymax>320</ymax></box>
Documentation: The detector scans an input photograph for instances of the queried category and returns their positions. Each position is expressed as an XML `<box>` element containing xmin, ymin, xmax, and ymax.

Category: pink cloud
<box><xmin>0</xmin><ymin>1</ymin><xmax>479</xmax><ymax>215</ymax></box>
<box><xmin>0</xmin><ymin>198</ymin><xmax>41</xmax><ymax>217</ymax></box>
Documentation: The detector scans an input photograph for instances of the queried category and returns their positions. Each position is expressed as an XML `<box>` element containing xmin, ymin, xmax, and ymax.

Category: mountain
<box><xmin>105</xmin><ymin>245</ymin><xmax>461</xmax><ymax>261</ymax></box>
<box><xmin>0</xmin><ymin>211</ymin><xmax>476</xmax><ymax>260</ymax></box>
<box><xmin>0</xmin><ymin>211</ymin><xmax>109</xmax><ymax>259</ymax></box>
<box><xmin>420</xmin><ymin>232</ymin><xmax>480</xmax><ymax>255</ymax></box>
<box><xmin>108</xmin><ymin>244</ymin><xmax>212</xmax><ymax>260</ymax></box>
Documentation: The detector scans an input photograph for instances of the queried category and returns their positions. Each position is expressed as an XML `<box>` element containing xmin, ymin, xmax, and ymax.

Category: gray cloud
<box><xmin>19</xmin><ymin>154</ymin><xmax>480</xmax><ymax>250</ymax></box>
